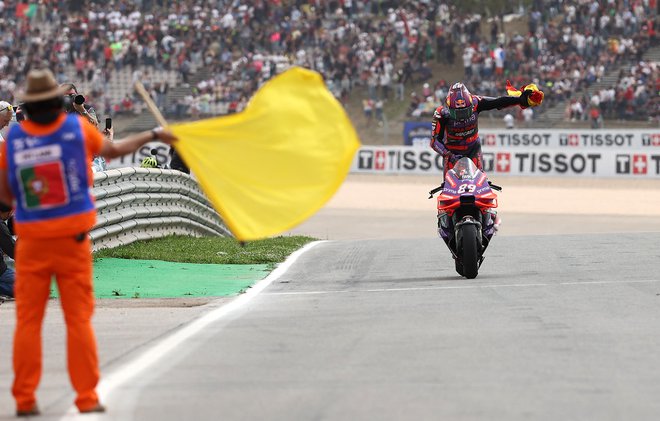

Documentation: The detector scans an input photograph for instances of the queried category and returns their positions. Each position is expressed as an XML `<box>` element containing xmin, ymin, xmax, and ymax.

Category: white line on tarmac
<box><xmin>59</xmin><ymin>240</ymin><xmax>324</xmax><ymax>420</ymax></box>
<box><xmin>265</xmin><ymin>279</ymin><xmax>660</xmax><ymax>296</ymax></box>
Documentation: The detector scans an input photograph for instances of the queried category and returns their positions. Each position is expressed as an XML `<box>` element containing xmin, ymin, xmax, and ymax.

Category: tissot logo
<box><xmin>642</xmin><ymin>134</ymin><xmax>660</xmax><ymax>147</ymax></box>
<box><xmin>616</xmin><ymin>154</ymin><xmax>649</xmax><ymax>174</ymax></box>
<box><xmin>357</xmin><ymin>150</ymin><xmax>373</xmax><ymax>169</ymax></box>
<box><xmin>496</xmin><ymin>152</ymin><xmax>511</xmax><ymax>173</ymax></box>
<box><xmin>559</xmin><ymin>134</ymin><xmax>579</xmax><ymax>146</ymax></box>
<box><xmin>483</xmin><ymin>134</ymin><xmax>496</xmax><ymax>146</ymax></box>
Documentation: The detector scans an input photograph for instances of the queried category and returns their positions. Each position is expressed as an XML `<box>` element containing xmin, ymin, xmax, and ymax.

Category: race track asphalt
<box><xmin>92</xmin><ymin>233</ymin><xmax>660</xmax><ymax>420</ymax></box>
<box><xmin>0</xmin><ymin>174</ymin><xmax>659</xmax><ymax>420</ymax></box>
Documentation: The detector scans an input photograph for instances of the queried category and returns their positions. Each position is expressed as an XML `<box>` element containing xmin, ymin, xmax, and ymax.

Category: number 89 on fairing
<box><xmin>457</xmin><ymin>184</ymin><xmax>476</xmax><ymax>194</ymax></box>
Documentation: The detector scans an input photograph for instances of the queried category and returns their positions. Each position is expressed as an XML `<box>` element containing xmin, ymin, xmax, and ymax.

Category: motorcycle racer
<box><xmin>431</xmin><ymin>81</ymin><xmax>544</xmax><ymax>176</ymax></box>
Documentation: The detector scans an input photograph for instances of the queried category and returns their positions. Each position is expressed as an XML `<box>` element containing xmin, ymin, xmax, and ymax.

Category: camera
<box><xmin>63</xmin><ymin>94</ymin><xmax>85</xmax><ymax>113</ymax></box>
<box><xmin>15</xmin><ymin>106</ymin><xmax>25</xmax><ymax>122</ymax></box>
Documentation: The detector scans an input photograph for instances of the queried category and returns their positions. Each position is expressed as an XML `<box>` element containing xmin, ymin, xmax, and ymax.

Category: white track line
<box><xmin>59</xmin><ymin>240</ymin><xmax>323</xmax><ymax>420</ymax></box>
<box><xmin>265</xmin><ymin>279</ymin><xmax>660</xmax><ymax>296</ymax></box>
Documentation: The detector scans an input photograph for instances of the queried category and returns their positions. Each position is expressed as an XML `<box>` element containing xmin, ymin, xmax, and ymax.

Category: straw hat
<box><xmin>17</xmin><ymin>69</ymin><xmax>69</xmax><ymax>102</ymax></box>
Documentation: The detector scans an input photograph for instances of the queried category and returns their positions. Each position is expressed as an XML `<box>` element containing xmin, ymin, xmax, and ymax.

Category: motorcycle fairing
<box><xmin>436</xmin><ymin>157</ymin><xmax>499</xmax><ymax>256</ymax></box>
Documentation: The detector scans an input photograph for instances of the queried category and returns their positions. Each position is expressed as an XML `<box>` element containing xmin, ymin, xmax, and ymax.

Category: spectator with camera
<box><xmin>61</xmin><ymin>83</ymin><xmax>98</xmax><ymax>127</ymax></box>
<box><xmin>60</xmin><ymin>83</ymin><xmax>112</xmax><ymax>172</ymax></box>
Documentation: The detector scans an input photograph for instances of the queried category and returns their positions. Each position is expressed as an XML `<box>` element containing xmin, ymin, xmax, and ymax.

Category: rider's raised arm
<box><xmin>430</xmin><ymin>107</ymin><xmax>450</xmax><ymax>155</ymax></box>
<box><xmin>475</xmin><ymin>94</ymin><xmax>528</xmax><ymax>112</ymax></box>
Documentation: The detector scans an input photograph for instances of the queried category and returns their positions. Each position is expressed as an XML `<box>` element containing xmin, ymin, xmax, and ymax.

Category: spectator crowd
<box><xmin>406</xmin><ymin>0</ymin><xmax>658</xmax><ymax>124</ymax></box>
<box><xmin>567</xmin><ymin>60</ymin><xmax>659</xmax><ymax>126</ymax></box>
<box><xmin>0</xmin><ymin>0</ymin><xmax>656</xmax><ymax>125</ymax></box>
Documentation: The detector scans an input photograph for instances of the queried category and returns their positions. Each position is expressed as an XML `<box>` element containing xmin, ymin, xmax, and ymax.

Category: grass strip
<box><xmin>94</xmin><ymin>235</ymin><xmax>317</xmax><ymax>266</ymax></box>
<box><xmin>48</xmin><ymin>235</ymin><xmax>320</xmax><ymax>299</ymax></box>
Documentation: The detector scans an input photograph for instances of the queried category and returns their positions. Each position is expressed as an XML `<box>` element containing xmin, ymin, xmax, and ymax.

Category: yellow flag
<box><xmin>170</xmin><ymin>67</ymin><xmax>361</xmax><ymax>241</ymax></box>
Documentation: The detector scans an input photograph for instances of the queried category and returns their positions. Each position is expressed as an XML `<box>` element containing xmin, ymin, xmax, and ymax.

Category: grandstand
<box><xmin>0</xmin><ymin>0</ymin><xmax>657</xmax><ymax>142</ymax></box>
<box><xmin>538</xmin><ymin>41</ymin><xmax>660</xmax><ymax>125</ymax></box>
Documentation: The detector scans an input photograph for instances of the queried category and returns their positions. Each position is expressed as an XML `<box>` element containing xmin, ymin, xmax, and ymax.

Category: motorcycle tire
<box><xmin>461</xmin><ymin>224</ymin><xmax>479</xmax><ymax>279</ymax></box>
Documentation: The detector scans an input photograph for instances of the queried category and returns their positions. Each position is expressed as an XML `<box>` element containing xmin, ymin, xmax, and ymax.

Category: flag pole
<box><xmin>134</xmin><ymin>80</ymin><xmax>169</xmax><ymax>128</ymax></box>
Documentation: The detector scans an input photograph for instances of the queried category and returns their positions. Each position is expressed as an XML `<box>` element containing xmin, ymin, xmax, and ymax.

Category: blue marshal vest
<box><xmin>6</xmin><ymin>114</ymin><xmax>95</xmax><ymax>223</ymax></box>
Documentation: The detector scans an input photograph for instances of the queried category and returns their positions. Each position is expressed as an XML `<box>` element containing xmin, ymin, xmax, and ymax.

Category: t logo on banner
<box><xmin>642</xmin><ymin>134</ymin><xmax>660</xmax><ymax>147</ymax></box>
<box><xmin>482</xmin><ymin>152</ymin><xmax>494</xmax><ymax>172</ymax></box>
<box><xmin>358</xmin><ymin>150</ymin><xmax>373</xmax><ymax>169</ymax></box>
<box><xmin>496</xmin><ymin>153</ymin><xmax>511</xmax><ymax>173</ymax></box>
<box><xmin>616</xmin><ymin>154</ymin><xmax>630</xmax><ymax>174</ymax></box>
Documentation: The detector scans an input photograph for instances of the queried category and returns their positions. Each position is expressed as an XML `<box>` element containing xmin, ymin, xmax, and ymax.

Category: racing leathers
<box><xmin>431</xmin><ymin>92</ymin><xmax>531</xmax><ymax>175</ymax></box>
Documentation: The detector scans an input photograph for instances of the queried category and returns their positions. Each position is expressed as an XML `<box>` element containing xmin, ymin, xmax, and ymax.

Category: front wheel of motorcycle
<box><xmin>461</xmin><ymin>224</ymin><xmax>479</xmax><ymax>279</ymax></box>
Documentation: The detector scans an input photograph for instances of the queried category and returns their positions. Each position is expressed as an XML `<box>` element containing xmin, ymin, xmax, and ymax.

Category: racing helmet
<box><xmin>446</xmin><ymin>82</ymin><xmax>474</xmax><ymax>120</ymax></box>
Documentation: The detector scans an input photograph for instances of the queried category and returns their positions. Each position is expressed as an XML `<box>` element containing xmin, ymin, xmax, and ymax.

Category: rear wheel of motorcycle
<box><xmin>461</xmin><ymin>224</ymin><xmax>479</xmax><ymax>279</ymax></box>
<box><xmin>455</xmin><ymin>259</ymin><xmax>464</xmax><ymax>276</ymax></box>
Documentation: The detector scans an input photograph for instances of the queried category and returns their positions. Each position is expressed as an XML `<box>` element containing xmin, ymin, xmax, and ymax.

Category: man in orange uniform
<box><xmin>0</xmin><ymin>69</ymin><xmax>178</xmax><ymax>416</ymax></box>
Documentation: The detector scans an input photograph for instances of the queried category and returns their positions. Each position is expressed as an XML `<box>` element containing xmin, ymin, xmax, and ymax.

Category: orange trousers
<box><xmin>12</xmin><ymin>235</ymin><xmax>100</xmax><ymax>412</ymax></box>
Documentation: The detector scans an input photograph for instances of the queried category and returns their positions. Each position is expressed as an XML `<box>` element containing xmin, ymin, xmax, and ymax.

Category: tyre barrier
<box><xmin>91</xmin><ymin>167</ymin><xmax>231</xmax><ymax>251</ymax></box>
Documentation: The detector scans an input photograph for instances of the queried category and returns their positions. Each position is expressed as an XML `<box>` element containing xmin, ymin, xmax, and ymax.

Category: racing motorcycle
<box><xmin>428</xmin><ymin>157</ymin><xmax>501</xmax><ymax>279</ymax></box>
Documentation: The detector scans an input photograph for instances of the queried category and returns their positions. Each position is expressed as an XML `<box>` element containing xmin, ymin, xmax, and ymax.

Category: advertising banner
<box><xmin>402</xmin><ymin>125</ymin><xmax>660</xmax><ymax>149</ymax></box>
<box><xmin>354</xmin><ymin>147</ymin><xmax>444</xmax><ymax>174</ymax></box>
<box><xmin>352</xmin><ymin>145</ymin><xmax>660</xmax><ymax>178</ymax></box>
<box><xmin>481</xmin><ymin>150</ymin><xmax>660</xmax><ymax>177</ymax></box>
<box><xmin>479</xmin><ymin>130</ymin><xmax>660</xmax><ymax>149</ymax></box>
<box><xmin>403</xmin><ymin>122</ymin><xmax>433</xmax><ymax>147</ymax></box>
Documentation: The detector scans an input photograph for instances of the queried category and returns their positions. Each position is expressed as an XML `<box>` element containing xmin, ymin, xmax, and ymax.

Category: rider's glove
<box><xmin>520</xmin><ymin>87</ymin><xmax>544</xmax><ymax>107</ymax></box>
<box><xmin>520</xmin><ymin>89</ymin><xmax>532</xmax><ymax>106</ymax></box>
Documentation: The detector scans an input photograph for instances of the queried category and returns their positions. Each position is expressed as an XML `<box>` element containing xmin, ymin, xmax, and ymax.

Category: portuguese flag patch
<box><xmin>19</xmin><ymin>162</ymin><xmax>68</xmax><ymax>209</ymax></box>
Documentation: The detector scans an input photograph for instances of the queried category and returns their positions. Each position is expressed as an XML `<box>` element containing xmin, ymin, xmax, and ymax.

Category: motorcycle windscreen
<box><xmin>450</xmin><ymin>157</ymin><xmax>479</xmax><ymax>180</ymax></box>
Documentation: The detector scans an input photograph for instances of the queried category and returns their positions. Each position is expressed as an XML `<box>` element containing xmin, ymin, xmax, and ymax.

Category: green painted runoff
<box><xmin>51</xmin><ymin>258</ymin><xmax>270</xmax><ymax>299</ymax></box>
